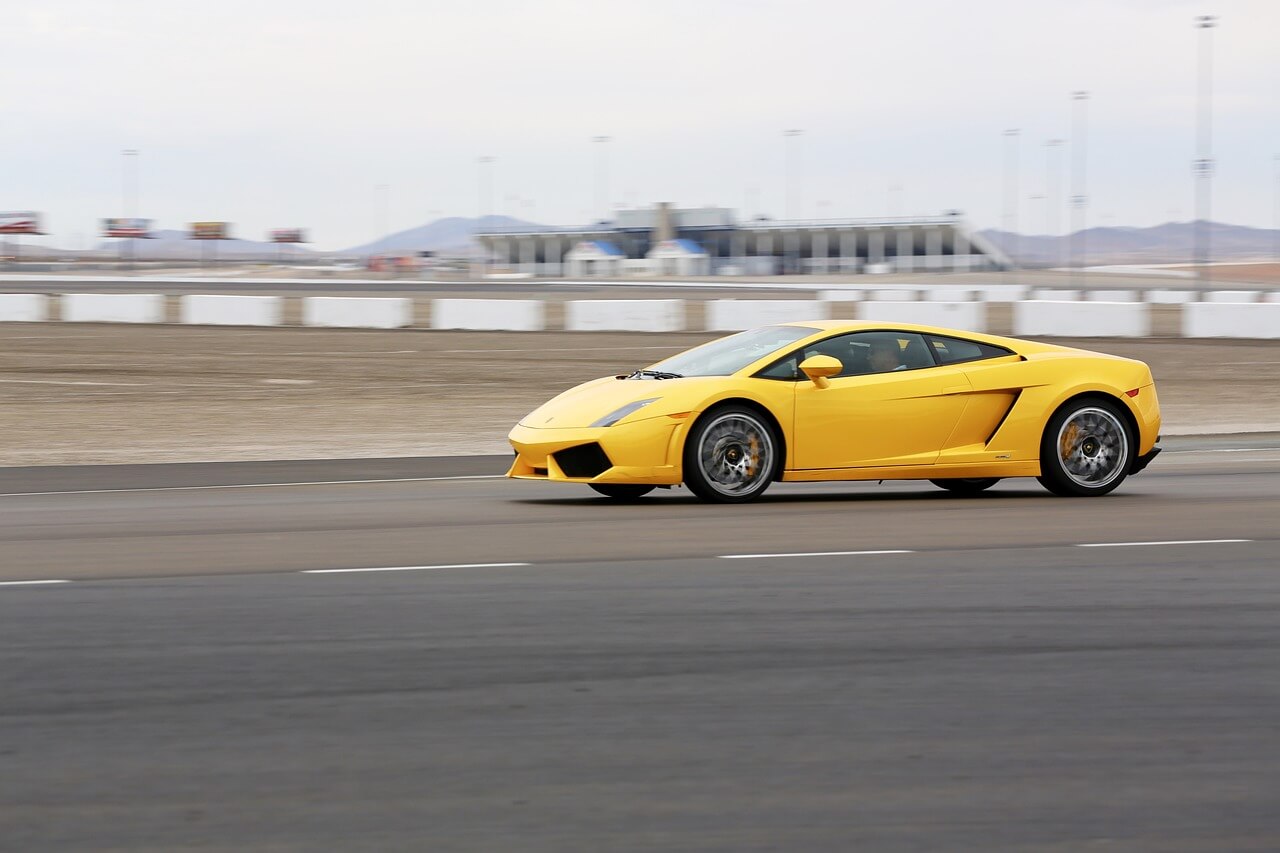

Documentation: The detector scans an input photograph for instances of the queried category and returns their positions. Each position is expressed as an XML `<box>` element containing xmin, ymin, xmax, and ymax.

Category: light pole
<box><xmin>1045</xmin><ymin>139</ymin><xmax>1064</xmax><ymax>266</ymax></box>
<box><xmin>122</xmin><ymin>149</ymin><xmax>139</xmax><ymax>269</ymax></box>
<box><xmin>477</xmin><ymin>156</ymin><xmax>495</xmax><ymax>276</ymax></box>
<box><xmin>593</xmin><ymin>136</ymin><xmax>611</xmax><ymax>222</ymax></box>
<box><xmin>1194</xmin><ymin>14</ymin><xmax>1217</xmax><ymax>284</ymax></box>
<box><xmin>1273</xmin><ymin>154</ymin><xmax>1279</xmax><ymax>261</ymax></box>
<box><xmin>1070</xmin><ymin>91</ymin><xmax>1090</xmax><ymax>287</ymax></box>
<box><xmin>1003</xmin><ymin>129</ymin><xmax>1020</xmax><ymax>272</ymax></box>
<box><xmin>783</xmin><ymin>129</ymin><xmax>803</xmax><ymax>220</ymax></box>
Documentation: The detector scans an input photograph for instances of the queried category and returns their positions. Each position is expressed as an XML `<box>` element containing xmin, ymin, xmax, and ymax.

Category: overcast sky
<box><xmin>5</xmin><ymin>0</ymin><xmax>1277</xmax><ymax>250</ymax></box>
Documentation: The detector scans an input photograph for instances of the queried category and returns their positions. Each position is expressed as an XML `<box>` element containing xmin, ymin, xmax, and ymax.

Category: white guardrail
<box><xmin>0</xmin><ymin>294</ymin><xmax>48</xmax><ymax>322</ymax></box>
<box><xmin>63</xmin><ymin>293</ymin><xmax>164</xmax><ymax>323</ymax></box>
<box><xmin>181</xmin><ymin>295</ymin><xmax>282</xmax><ymax>326</ymax></box>
<box><xmin>303</xmin><ymin>297</ymin><xmax>412</xmax><ymax>329</ymax></box>
<box><xmin>3</xmin><ymin>292</ymin><xmax>1279</xmax><ymax>338</ymax></box>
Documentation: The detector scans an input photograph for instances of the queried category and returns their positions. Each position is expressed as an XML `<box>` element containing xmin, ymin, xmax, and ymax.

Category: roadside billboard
<box><xmin>102</xmin><ymin>218</ymin><xmax>153</xmax><ymax>238</ymax></box>
<box><xmin>269</xmin><ymin>229</ymin><xmax>307</xmax><ymax>244</ymax></box>
<box><xmin>190</xmin><ymin>221</ymin><xmax>231</xmax><ymax>240</ymax></box>
<box><xmin>0</xmin><ymin>212</ymin><xmax>44</xmax><ymax>235</ymax></box>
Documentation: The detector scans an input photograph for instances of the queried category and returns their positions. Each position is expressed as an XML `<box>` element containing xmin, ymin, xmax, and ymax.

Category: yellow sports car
<box><xmin>508</xmin><ymin>321</ymin><xmax>1162</xmax><ymax>502</ymax></box>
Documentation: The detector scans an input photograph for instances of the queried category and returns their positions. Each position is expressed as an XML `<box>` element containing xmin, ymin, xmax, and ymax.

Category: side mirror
<box><xmin>798</xmin><ymin>354</ymin><xmax>842</xmax><ymax>389</ymax></box>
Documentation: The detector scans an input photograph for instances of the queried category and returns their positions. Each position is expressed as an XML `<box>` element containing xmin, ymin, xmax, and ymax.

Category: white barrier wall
<box><xmin>868</xmin><ymin>289</ymin><xmax>922</xmax><ymax>301</ymax></box>
<box><xmin>858</xmin><ymin>301</ymin><xmax>986</xmax><ymax>331</ymax></box>
<box><xmin>1147</xmin><ymin>289</ymin><xmax>1198</xmax><ymax>304</ymax></box>
<box><xmin>818</xmin><ymin>290</ymin><xmax>864</xmax><ymax>302</ymax></box>
<box><xmin>303</xmin><ymin>297</ymin><xmax>412</xmax><ymax>329</ymax></box>
<box><xmin>0</xmin><ymin>294</ymin><xmax>48</xmax><ymax>322</ymax></box>
<box><xmin>1014</xmin><ymin>301</ymin><xmax>1151</xmax><ymax>337</ymax></box>
<box><xmin>1086</xmin><ymin>290</ymin><xmax>1138</xmax><ymax>302</ymax></box>
<box><xmin>1204</xmin><ymin>290</ymin><xmax>1260</xmax><ymax>303</ymax></box>
<box><xmin>924</xmin><ymin>289</ymin><xmax>977</xmax><ymax>302</ymax></box>
<box><xmin>1183</xmin><ymin>303</ymin><xmax>1280</xmax><ymax>338</ymax></box>
<box><xmin>433</xmin><ymin>298</ymin><xmax>544</xmax><ymax>331</ymax></box>
<box><xmin>705</xmin><ymin>299</ymin><xmax>827</xmax><ymax>331</ymax></box>
<box><xmin>1030</xmin><ymin>288</ymin><xmax>1081</xmax><ymax>301</ymax></box>
<box><xmin>181</xmin><ymin>295</ymin><xmax>281</xmax><ymax>326</ymax></box>
<box><xmin>63</xmin><ymin>293</ymin><xmax>164</xmax><ymax>324</ymax></box>
<box><xmin>565</xmin><ymin>300</ymin><xmax>684</xmax><ymax>332</ymax></box>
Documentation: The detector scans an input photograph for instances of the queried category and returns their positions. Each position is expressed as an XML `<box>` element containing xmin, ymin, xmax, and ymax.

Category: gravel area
<box><xmin>1</xmin><ymin>325</ymin><xmax>1276</xmax><ymax>466</ymax></box>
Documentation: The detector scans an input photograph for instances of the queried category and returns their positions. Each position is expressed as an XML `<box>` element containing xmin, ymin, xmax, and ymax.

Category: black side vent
<box><xmin>554</xmin><ymin>443</ymin><xmax>612</xmax><ymax>478</ymax></box>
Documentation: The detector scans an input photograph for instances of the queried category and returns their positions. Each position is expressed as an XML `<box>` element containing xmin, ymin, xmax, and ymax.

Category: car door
<box><xmin>789</xmin><ymin>331</ymin><xmax>973</xmax><ymax>469</ymax></box>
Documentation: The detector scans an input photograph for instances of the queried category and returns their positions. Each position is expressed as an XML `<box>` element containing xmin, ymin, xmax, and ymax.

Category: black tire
<box><xmin>930</xmin><ymin>477</ymin><xmax>1000</xmax><ymax>494</ymax></box>
<box><xmin>1037</xmin><ymin>396</ymin><xmax>1133</xmax><ymax>497</ymax></box>
<box><xmin>682</xmin><ymin>405</ymin><xmax>779</xmax><ymax>503</ymax></box>
<box><xmin>588</xmin><ymin>484</ymin><xmax>655</xmax><ymax>500</ymax></box>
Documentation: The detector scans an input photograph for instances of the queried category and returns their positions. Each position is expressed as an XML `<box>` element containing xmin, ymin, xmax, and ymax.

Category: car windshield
<box><xmin>646</xmin><ymin>325</ymin><xmax>818</xmax><ymax>377</ymax></box>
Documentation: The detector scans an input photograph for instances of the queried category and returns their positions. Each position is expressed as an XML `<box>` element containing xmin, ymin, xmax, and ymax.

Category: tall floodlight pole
<box><xmin>1194</xmin><ymin>15</ymin><xmax>1217</xmax><ymax>284</ymax></box>
<box><xmin>122</xmin><ymin>149</ymin><xmax>139</xmax><ymax>270</ymax></box>
<box><xmin>477</xmin><ymin>156</ymin><xmax>495</xmax><ymax>276</ymax></box>
<box><xmin>593</xmin><ymin>136</ymin><xmax>611</xmax><ymax>222</ymax></box>
<box><xmin>1273</xmin><ymin>154</ymin><xmax>1280</xmax><ymax>260</ymax></box>
<box><xmin>784</xmin><ymin>129</ymin><xmax>803</xmax><ymax>220</ymax></box>
<box><xmin>1003</xmin><ymin>129</ymin><xmax>1020</xmax><ymax>272</ymax></box>
<box><xmin>1070</xmin><ymin>91</ymin><xmax>1090</xmax><ymax>287</ymax></box>
<box><xmin>1045</xmin><ymin>139</ymin><xmax>1064</xmax><ymax>266</ymax></box>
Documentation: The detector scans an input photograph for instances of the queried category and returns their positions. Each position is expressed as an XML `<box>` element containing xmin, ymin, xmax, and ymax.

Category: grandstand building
<box><xmin>476</xmin><ymin>203</ymin><xmax>1010</xmax><ymax>276</ymax></box>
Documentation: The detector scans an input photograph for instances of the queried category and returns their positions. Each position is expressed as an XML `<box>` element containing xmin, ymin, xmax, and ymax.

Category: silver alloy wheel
<box><xmin>697</xmin><ymin>412</ymin><xmax>774</xmax><ymax>497</ymax></box>
<box><xmin>1056</xmin><ymin>406</ymin><xmax>1129</xmax><ymax>488</ymax></box>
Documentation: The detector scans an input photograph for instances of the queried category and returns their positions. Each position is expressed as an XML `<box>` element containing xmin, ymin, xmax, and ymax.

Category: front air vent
<box><xmin>554</xmin><ymin>443</ymin><xmax>612</xmax><ymax>478</ymax></box>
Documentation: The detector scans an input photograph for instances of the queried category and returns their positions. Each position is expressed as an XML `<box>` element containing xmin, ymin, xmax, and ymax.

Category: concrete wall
<box><xmin>858</xmin><ymin>301</ymin><xmax>987</xmax><ymax>332</ymax></box>
<box><xmin>1203</xmin><ymin>290</ymin><xmax>1260</xmax><ymax>303</ymax></box>
<box><xmin>0</xmin><ymin>294</ymin><xmax>48</xmax><ymax>322</ymax></box>
<box><xmin>1183</xmin><ymin>303</ymin><xmax>1280</xmax><ymax>339</ymax></box>
<box><xmin>705</xmin><ymin>299</ymin><xmax>827</xmax><ymax>331</ymax></box>
<box><xmin>303</xmin><ymin>297</ymin><xmax>412</xmax><ymax>329</ymax></box>
<box><xmin>565</xmin><ymin>299</ymin><xmax>684</xmax><ymax>332</ymax></box>
<box><xmin>63</xmin><ymin>293</ymin><xmax>165</xmax><ymax>324</ymax></box>
<box><xmin>1147</xmin><ymin>289</ymin><xmax>1198</xmax><ymax>304</ymax></box>
<box><xmin>433</xmin><ymin>298</ymin><xmax>545</xmax><ymax>331</ymax></box>
<box><xmin>1013</xmin><ymin>301</ymin><xmax>1151</xmax><ymax>337</ymax></box>
<box><xmin>181</xmin><ymin>295</ymin><xmax>282</xmax><ymax>326</ymax></box>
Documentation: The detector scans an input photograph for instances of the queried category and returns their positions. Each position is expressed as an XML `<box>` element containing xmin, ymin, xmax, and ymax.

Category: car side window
<box><xmin>756</xmin><ymin>331</ymin><xmax>936</xmax><ymax>380</ymax></box>
<box><xmin>927</xmin><ymin>334</ymin><xmax>1014</xmax><ymax>365</ymax></box>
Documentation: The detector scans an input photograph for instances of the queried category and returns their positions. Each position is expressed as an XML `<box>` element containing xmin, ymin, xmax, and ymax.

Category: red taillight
<box><xmin>1125</xmin><ymin>388</ymin><xmax>1140</xmax><ymax>398</ymax></box>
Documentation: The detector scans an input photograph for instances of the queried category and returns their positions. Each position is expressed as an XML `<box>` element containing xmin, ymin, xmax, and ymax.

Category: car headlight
<box><xmin>591</xmin><ymin>398</ymin><xmax>660</xmax><ymax>428</ymax></box>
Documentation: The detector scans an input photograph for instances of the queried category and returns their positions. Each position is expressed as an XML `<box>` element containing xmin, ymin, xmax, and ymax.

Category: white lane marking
<box><xmin>1077</xmin><ymin>539</ymin><xmax>1252</xmax><ymax>548</ymax></box>
<box><xmin>437</xmin><ymin>345</ymin><xmax>686</xmax><ymax>354</ymax></box>
<box><xmin>718</xmin><ymin>550</ymin><xmax>914</xmax><ymax>560</ymax></box>
<box><xmin>0</xmin><ymin>474</ymin><xmax>505</xmax><ymax>498</ymax></box>
<box><xmin>1166</xmin><ymin>447</ymin><xmax>1280</xmax><ymax>454</ymax></box>
<box><xmin>303</xmin><ymin>562</ymin><xmax>529</xmax><ymax>575</ymax></box>
<box><xmin>0</xmin><ymin>378</ymin><xmax>149</xmax><ymax>387</ymax></box>
<box><xmin>0</xmin><ymin>579</ymin><xmax>71</xmax><ymax>586</ymax></box>
<box><xmin>260</xmin><ymin>378</ymin><xmax>315</xmax><ymax>385</ymax></box>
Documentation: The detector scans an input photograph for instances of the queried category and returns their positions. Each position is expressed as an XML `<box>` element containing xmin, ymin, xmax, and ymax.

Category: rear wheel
<box><xmin>1037</xmin><ymin>397</ymin><xmax>1132</xmax><ymax>497</ymax></box>
<box><xmin>589</xmin><ymin>484</ymin><xmax>655</xmax><ymax>500</ymax></box>
<box><xmin>930</xmin><ymin>477</ymin><xmax>1000</xmax><ymax>494</ymax></box>
<box><xmin>683</xmin><ymin>406</ymin><xmax>778</xmax><ymax>503</ymax></box>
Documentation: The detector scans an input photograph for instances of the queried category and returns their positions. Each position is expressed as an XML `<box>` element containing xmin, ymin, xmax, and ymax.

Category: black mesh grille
<box><xmin>554</xmin><ymin>443</ymin><xmax>612</xmax><ymax>478</ymax></box>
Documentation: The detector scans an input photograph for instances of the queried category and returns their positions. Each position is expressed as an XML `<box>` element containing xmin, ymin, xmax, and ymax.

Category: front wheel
<box><xmin>683</xmin><ymin>406</ymin><xmax>778</xmax><ymax>503</ymax></box>
<box><xmin>589</xmin><ymin>484</ymin><xmax>655</xmax><ymax>500</ymax></box>
<box><xmin>1037</xmin><ymin>398</ymin><xmax>1132</xmax><ymax>497</ymax></box>
<box><xmin>930</xmin><ymin>478</ymin><xmax>1000</xmax><ymax>495</ymax></box>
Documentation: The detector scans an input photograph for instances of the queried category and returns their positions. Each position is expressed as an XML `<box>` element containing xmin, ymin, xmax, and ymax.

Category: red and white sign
<box><xmin>0</xmin><ymin>212</ymin><xmax>43</xmax><ymax>235</ymax></box>
<box><xmin>269</xmin><ymin>229</ymin><xmax>307</xmax><ymax>244</ymax></box>
<box><xmin>102</xmin><ymin>218</ymin><xmax>153</xmax><ymax>238</ymax></box>
<box><xmin>190</xmin><ymin>221</ymin><xmax>231</xmax><ymax>240</ymax></box>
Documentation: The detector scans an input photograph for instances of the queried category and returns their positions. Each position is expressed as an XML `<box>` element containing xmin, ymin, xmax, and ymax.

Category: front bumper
<box><xmin>507</xmin><ymin>417</ymin><xmax>687</xmax><ymax>485</ymax></box>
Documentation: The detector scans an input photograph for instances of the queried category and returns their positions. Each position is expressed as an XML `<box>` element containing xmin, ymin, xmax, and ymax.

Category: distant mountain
<box><xmin>979</xmin><ymin>221</ymin><xmax>1280</xmax><ymax>266</ymax></box>
<box><xmin>92</xmin><ymin>229</ymin><xmax>318</xmax><ymax>261</ymax></box>
<box><xmin>340</xmin><ymin>215</ymin><xmax>547</xmax><ymax>256</ymax></box>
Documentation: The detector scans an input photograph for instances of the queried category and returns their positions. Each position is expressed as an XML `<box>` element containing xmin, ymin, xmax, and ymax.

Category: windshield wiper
<box><xmin>627</xmin><ymin>369</ymin><xmax>683</xmax><ymax>380</ymax></box>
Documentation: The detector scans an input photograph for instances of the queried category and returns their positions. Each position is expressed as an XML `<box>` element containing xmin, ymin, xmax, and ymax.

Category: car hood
<box><xmin>519</xmin><ymin>375</ymin><xmax>712</xmax><ymax>429</ymax></box>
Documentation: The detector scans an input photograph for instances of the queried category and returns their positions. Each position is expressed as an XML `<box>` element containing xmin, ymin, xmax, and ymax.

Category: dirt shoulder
<box><xmin>1</xmin><ymin>325</ymin><xmax>1276</xmax><ymax>466</ymax></box>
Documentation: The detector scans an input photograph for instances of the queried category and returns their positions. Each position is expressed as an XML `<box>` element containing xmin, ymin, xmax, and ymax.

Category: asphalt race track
<box><xmin>2</xmin><ymin>442</ymin><xmax>1279</xmax><ymax>850</ymax></box>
